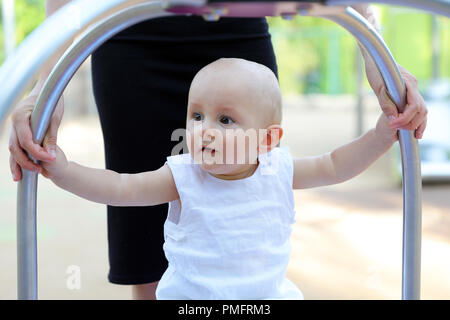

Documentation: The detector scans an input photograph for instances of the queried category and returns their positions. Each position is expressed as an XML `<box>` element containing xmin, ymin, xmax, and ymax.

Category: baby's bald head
<box><xmin>188</xmin><ymin>58</ymin><xmax>282</xmax><ymax>128</ymax></box>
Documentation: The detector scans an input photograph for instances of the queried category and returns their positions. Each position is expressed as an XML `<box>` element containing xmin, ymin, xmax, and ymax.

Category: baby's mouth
<box><xmin>202</xmin><ymin>146</ymin><xmax>216</xmax><ymax>154</ymax></box>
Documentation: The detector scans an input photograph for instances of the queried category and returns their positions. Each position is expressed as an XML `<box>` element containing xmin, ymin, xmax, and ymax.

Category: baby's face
<box><xmin>186</xmin><ymin>63</ymin><xmax>271</xmax><ymax>176</ymax></box>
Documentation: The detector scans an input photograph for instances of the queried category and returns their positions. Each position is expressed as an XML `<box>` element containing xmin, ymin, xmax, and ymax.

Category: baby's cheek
<box><xmin>222</xmin><ymin>133</ymin><xmax>237</xmax><ymax>164</ymax></box>
<box><xmin>186</xmin><ymin>128</ymin><xmax>201</xmax><ymax>149</ymax></box>
<box><xmin>223</xmin><ymin>128</ymin><xmax>258</xmax><ymax>164</ymax></box>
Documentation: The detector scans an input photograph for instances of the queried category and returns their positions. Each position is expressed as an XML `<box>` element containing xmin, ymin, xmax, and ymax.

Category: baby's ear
<box><xmin>259</xmin><ymin>125</ymin><xmax>283</xmax><ymax>154</ymax></box>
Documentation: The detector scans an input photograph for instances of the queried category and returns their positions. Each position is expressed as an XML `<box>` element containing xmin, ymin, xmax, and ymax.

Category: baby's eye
<box><xmin>192</xmin><ymin>113</ymin><xmax>203</xmax><ymax>121</ymax></box>
<box><xmin>220</xmin><ymin>116</ymin><xmax>234</xmax><ymax>125</ymax></box>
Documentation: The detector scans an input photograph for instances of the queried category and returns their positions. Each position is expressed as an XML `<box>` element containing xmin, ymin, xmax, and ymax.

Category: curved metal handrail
<box><xmin>11</xmin><ymin>0</ymin><xmax>198</xmax><ymax>300</ymax></box>
<box><xmin>1</xmin><ymin>0</ymin><xmax>448</xmax><ymax>124</ymax></box>
<box><xmin>306</xmin><ymin>5</ymin><xmax>422</xmax><ymax>300</ymax></box>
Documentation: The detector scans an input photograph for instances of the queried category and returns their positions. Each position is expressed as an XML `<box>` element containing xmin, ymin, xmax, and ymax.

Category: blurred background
<box><xmin>0</xmin><ymin>0</ymin><xmax>449</xmax><ymax>299</ymax></box>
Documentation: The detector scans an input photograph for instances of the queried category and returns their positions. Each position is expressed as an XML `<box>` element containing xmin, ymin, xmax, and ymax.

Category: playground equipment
<box><xmin>0</xmin><ymin>0</ymin><xmax>449</xmax><ymax>300</ymax></box>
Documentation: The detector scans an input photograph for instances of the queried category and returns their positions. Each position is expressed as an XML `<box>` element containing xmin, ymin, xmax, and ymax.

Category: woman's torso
<box><xmin>110</xmin><ymin>15</ymin><xmax>270</xmax><ymax>43</ymax></box>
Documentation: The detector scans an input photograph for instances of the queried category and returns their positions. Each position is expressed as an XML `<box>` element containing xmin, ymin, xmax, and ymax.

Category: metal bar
<box><xmin>191</xmin><ymin>0</ymin><xmax>450</xmax><ymax>18</ymax></box>
<box><xmin>16</xmin><ymin>173</ymin><xmax>38</xmax><ymax>300</ymax></box>
<box><xmin>31</xmin><ymin>3</ymin><xmax>172</xmax><ymax>148</ymax></box>
<box><xmin>305</xmin><ymin>5</ymin><xmax>422</xmax><ymax>300</ymax></box>
<box><xmin>14</xmin><ymin>0</ymin><xmax>191</xmax><ymax>300</ymax></box>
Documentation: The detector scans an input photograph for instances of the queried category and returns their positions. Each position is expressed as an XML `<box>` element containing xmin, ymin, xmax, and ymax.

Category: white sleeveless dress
<box><xmin>156</xmin><ymin>146</ymin><xmax>303</xmax><ymax>300</ymax></box>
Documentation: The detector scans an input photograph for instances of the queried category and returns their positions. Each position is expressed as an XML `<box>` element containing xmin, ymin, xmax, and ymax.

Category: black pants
<box><xmin>91</xmin><ymin>16</ymin><xmax>278</xmax><ymax>285</ymax></box>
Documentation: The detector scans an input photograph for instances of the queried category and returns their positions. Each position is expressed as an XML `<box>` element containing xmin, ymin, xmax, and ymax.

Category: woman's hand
<box><xmin>9</xmin><ymin>94</ymin><xmax>64</xmax><ymax>181</ymax></box>
<box><xmin>353</xmin><ymin>4</ymin><xmax>427</xmax><ymax>140</ymax></box>
<box><xmin>373</xmin><ymin>65</ymin><xmax>427</xmax><ymax>139</ymax></box>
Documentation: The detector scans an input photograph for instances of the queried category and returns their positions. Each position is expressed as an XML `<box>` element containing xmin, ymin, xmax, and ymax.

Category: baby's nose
<box><xmin>203</xmin><ymin>128</ymin><xmax>216</xmax><ymax>141</ymax></box>
<box><xmin>201</xmin><ymin>120</ymin><xmax>216</xmax><ymax>136</ymax></box>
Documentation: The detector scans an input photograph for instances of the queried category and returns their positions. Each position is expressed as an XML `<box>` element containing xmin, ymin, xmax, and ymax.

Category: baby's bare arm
<box><xmin>293</xmin><ymin>120</ymin><xmax>395</xmax><ymax>189</ymax></box>
<box><xmin>117</xmin><ymin>163</ymin><xmax>179</xmax><ymax>206</ymax></box>
<box><xmin>52</xmin><ymin>162</ymin><xmax>179</xmax><ymax>207</ymax></box>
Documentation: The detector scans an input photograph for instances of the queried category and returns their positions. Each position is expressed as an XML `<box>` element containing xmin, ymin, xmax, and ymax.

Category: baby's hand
<box><xmin>375</xmin><ymin>113</ymin><xmax>399</xmax><ymax>144</ymax></box>
<box><xmin>40</xmin><ymin>145</ymin><xmax>69</xmax><ymax>181</ymax></box>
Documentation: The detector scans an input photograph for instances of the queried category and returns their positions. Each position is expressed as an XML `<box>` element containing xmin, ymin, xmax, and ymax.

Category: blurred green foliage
<box><xmin>268</xmin><ymin>6</ymin><xmax>450</xmax><ymax>94</ymax></box>
<box><xmin>0</xmin><ymin>1</ymin><xmax>449</xmax><ymax>95</ymax></box>
<box><xmin>268</xmin><ymin>16</ymin><xmax>358</xmax><ymax>94</ymax></box>
<box><xmin>14</xmin><ymin>0</ymin><xmax>45</xmax><ymax>42</ymax></box>
<box><xmin>0</xmin><ymin>0</ymin><xmax>45</xmax><ymax>63</ymax></box>
<box><xmin>379</xmin><ymin>7</ymin><xmax>450</xmax><ymax>82</ymax></box>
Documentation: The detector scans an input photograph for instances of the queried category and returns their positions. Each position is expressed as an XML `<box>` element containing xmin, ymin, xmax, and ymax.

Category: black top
<box><xmin>111</xmin><ymin>15</ymin><xmax>270</xmax><ymax>42</ymax></box>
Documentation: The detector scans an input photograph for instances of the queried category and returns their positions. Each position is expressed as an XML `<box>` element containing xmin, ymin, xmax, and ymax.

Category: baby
<box><xmin>41</xmin><ymin>58</ymin><xmax>399</xmax><ymax>299</ymax></box>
